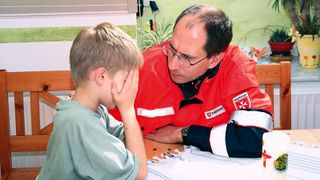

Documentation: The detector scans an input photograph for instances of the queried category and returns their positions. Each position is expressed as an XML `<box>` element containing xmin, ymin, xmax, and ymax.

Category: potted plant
<box><xmin>239</xmin><ymin>25</ymin><xmax>294</xmax><ymax>61</ymax></box>
<box><xmin>268</xmin><ymin>28</ymin><xmax>295</xmax><ymax>61</ymax></box>
<box><xmin>138</xmin><ymin>20</ymin><xmax>172</xmax><ymax>50</ymax></box>
<box><xmin>271</xmin><ymin>0</ymin><xmax>320</xmax><ymax>68</ymax></box>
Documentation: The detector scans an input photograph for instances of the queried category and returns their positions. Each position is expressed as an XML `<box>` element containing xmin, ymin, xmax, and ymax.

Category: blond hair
<box><xmin>70</xmin><ymin>22</ymin><xmax>143</xmax><ymax>86</ymax></box>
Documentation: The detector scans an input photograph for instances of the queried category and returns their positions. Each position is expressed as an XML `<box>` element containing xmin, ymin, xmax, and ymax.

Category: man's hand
<box><xmin>145</xmin><ymin>125</ymin><xmax>184</xmax><ymax>144</ymax></box>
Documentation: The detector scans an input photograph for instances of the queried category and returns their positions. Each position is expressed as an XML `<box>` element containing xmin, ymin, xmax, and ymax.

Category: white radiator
<box><xmin>261</xmin><ymin>84</ymin><xmax>320</xmax><ymax>129</ymax></box>
<box><xmin>291</xmin><ymin>92</ymin><xmax>320</xmax><ymax>129</ymax></box>
<box><xmin>271</xmin><ymin>92</ymin><xmax>320</xmax><ymax>129</ymax></box>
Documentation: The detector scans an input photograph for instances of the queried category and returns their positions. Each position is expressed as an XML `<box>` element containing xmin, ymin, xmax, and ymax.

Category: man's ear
<box><xmin>208</xmin><ymin>53</ymin><xmax>224</xmax><ymax>69</ymax></box>
<box><xmin>93</xmin><ymin>67</ymin><xmax>107</xmax><ymax>86</ymax></box>
<box><xmin>208</xmin><ymin>57</ymin><xmax>215</xmax><ymax>69</ymax></box>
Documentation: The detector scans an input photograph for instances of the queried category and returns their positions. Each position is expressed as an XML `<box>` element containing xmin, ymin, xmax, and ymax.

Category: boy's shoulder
<box><xmin>54</xmin><ymin>100</ymin><xmax>105</xmax><ymax>127</ymax></box>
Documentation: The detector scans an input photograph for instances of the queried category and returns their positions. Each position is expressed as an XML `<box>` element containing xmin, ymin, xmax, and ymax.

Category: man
<box><xmin>110</xmin><ymin>4</ymin><xmax>273</xmax><ymax>158</ymax></box>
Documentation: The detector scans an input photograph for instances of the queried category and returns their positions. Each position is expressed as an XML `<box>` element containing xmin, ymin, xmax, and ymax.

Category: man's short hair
<box><xmin>70</xmin><ymin>22</ymin><xmax>143</xmax><ymax>86</ymax></box>
<box><xmin>174</xmin><ymin>4</ymin><xmax>233</xmax><ymax>58</ymax></box>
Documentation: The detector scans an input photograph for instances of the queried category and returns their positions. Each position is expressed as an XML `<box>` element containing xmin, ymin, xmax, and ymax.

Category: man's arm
<box><xmin>183</xmin><ymin>109</ymin><xmax>272</xmax><ymax>158</ymax></box>
<box><xmin>145</xmin><ymin>109</ymin><xmax>272</xmax><ymax>158</ymax></box>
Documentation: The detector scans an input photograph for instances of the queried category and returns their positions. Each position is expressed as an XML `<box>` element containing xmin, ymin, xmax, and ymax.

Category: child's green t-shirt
<box><xmin>38</xmin><ymin>100</ymin><xmax>140</xmax><ymax>180</ymax></box>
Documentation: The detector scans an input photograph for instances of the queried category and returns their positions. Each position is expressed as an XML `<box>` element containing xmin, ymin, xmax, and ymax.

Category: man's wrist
<box><xmin>173</xmin><ymin>127</ymin><xmax>184</xmax><ymax>143</ymax></box>
<box><xmin>182</xmin><ymin>125</ymin><xmax>213</xmax><ymax>152</ymax></box>
<box><xmin>181</xmin><ymin>126</ymin><xmax>190</xmax><ymax>143</ymax></box>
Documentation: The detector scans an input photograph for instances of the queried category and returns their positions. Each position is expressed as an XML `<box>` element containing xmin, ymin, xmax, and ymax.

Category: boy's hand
<box><xmin>111</xmin><ymin>70</ymin><xmax>138</xmax><ymax>113</ymax></box>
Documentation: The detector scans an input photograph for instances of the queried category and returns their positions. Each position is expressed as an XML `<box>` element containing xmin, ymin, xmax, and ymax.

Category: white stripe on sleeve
<box><xmin>209</xmin><ymin>124</ymin><xmax>229</xmax><ymax>157</ymax></box>
<box><xmin>137</xmin><ymin>107</ymin><xmax>174</xmax><ymax>118</ymax></box>
<box><xmin>230</xmin><ymin>110</ymin><xmax>273</xmax><ymax>131</ymax></box>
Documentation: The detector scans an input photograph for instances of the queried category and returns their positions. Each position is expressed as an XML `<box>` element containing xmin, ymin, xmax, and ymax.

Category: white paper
<box><xmin>147</xmin><ymin>144</ymin><xmax>320</xmax><ymax>180</ymax></box>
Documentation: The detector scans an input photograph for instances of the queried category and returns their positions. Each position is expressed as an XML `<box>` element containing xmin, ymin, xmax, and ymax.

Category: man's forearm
<box><xmin>182</xmin><ymin>124</ymin><xmax>267</xmax><ymax>157</ymax></box>
<box><xmin>182</xmin><ymin>109</ymin><xmax>273</xmax><ymax>158</ymax></box>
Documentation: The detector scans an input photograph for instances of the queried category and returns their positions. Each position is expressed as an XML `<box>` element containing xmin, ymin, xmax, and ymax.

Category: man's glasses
<box><xmin>162</xmin><ymin>46</ymin><xmax>207</xmax><ymax>67</ymax></box>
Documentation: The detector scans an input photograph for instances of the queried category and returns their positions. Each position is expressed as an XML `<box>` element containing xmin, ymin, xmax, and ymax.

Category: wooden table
<box><xmin>144</xmin><ymin>129</ymin><xmax>320</xmax><ymax>159</ymax></box>
<box><xmin>144</xmin><ymin>139</ymin><xmax>184</xmax><ymax>159</ymax></box>
<box><xmin>279</xmin><ymin>129</ymin><xmax>320</xmax><ymax>146</ymax></box>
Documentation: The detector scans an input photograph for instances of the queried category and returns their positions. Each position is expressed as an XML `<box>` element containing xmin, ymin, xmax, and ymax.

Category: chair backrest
<box><xmin>0</xmin><ymin>69</ymin><xmax>75</xmax><ymax>178</ymax></box>
<box><xmin>255</xmin><ymin>61</ymin><xmax>291</xmax><ymax>130</ymax></box>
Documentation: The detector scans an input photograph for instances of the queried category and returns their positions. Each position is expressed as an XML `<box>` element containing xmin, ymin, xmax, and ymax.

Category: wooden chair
<box><xmin>0</xmin><ymin>69</ymin><xmax>74</xmax><ymax>180</ymax></box>
<box><xmin>255</xmin><ymin>61</ymin><xmax>291</xmax><ymax>130</ymax></box>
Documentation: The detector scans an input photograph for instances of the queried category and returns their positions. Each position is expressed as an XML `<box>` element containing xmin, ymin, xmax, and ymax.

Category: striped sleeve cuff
<box><xmin>209</xmin><ymin>124</ymin><xmax>229</xmax><ymax>157</ymax></box>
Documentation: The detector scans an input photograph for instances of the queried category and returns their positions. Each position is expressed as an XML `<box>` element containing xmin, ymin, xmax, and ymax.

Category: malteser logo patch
<box><xmin>205</xmin><ymin>105</ymin><xmax>226</xmax><ymax>119</ymax></box>
<box><xmin>233</xmin><ymin>92</ymin><xmax>251</xmax><ymax>110</ymax></box>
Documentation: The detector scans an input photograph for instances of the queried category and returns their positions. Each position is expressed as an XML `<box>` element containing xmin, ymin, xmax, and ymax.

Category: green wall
<box><xmin>137</xmin><ymin>0</ymin><xmax>291</xmax><ymax>47</ymax></box>
<box><xmin>0</xmin><ymin>25</ymin><xmax>136</xmax><ymax>43</ymax></box>
<box><xmin>1</xmin><ymin>0</ymin><xmax>291</xmax><ymax>47</ymax></box>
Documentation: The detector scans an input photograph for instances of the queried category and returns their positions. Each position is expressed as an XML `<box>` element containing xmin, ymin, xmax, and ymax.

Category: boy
<box><xmin>38</xmin><ymin>22</ymin><xmax>147</xmax><ymax>180</ymax></box>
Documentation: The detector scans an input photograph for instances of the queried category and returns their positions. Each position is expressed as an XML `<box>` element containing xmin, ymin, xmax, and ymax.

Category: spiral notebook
<box><xmin>147</xmin><ymin>144</ymin><xmax>320</xmax><ymax>180</ymax></box>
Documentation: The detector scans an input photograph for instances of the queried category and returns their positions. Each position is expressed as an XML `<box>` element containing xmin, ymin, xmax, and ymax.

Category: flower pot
<box><xmin>296</xmin><ymin>35</ymin><xmax>320</xmax><ymax>69</ymax></box>
<box><xmin>268</xmin><ymin>41</ymin><xmax>295</xmax><ymax>56</ymax></box>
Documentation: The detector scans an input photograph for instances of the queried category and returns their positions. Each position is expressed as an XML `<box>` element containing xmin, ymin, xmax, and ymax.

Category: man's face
<box><xmin>167</xmin><ymin>15</ymin><xmax>213</xmax><ymax>84</ymax></box>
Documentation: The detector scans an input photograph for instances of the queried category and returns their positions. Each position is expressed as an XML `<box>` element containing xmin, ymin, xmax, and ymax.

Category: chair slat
<box><xmin>0</xmin><ymin>70</ymin><xmax>12</xmax><ymax>176</ymax></box>
<box><xmin>280</xmin><ymin>62</ymin><xmax>291</xmax><ymax>130</ymax></box>
<box><xmin>40</xmin><ymin>123</ymin><xmax>53</xmax><ymax>135</ymax></box>
<box><xmin>7</xmin><ymin>168</ymin><xmax>40</xmax><ymax>180</ymax></box>
<box><xmin>14</xmin><ymin>92</ymin><xmax>25</xmax><ymax>136</ymax></box>
<box><xmin>39</xmin><ymin>91</ymin><xmax>60</xmax><ymax>108</ymax></box>
<box><xmin>265</xmin><ymin>84</ymin><xmax>274</xmax><ymax>107</ymax></box>
<box><xmin>30</xmin><ymin>92</ymin><xmax>40</xmax><ymax>135</ymax></box>
<box><xmin>10</xmin><ymin>135</ymin><xmax>50</xmax><ymax>152</ymax></box>
<box><xmin>256</xmin><ymin>64</ymin><xmax>281</xmax><ymax>84</ymax></box>
<box><xmin>6</xmin><ymin>71</ymin><xmax>74</xmax><ymax>92</ymax></box>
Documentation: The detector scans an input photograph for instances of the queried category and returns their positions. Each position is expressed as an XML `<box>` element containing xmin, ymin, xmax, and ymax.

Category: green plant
<box><xmin>268</xmin><ymin>27</ymin><xmax>295</xmax><ymax>57</ymax></box>
<box><xmin>269</xmin><ymin>28</ymin><xmax>292</xmax><ymax>42</ymax></box>
<box><xmin>270</xmin><ymin>0</ymin><xmax>320</xmax><ymax>37</ymax></box>
<box><xmin>138</xmin><ymin>21</ymin><xmax>173</xmax><ymax>50</ymax></box>
<box><xmin>298</xmin><ymin>14</ymin><xmax>319</xmax><ymax>35</ymax></box>
<box><xmin>239</xmin><ymin>24</ymin><xmax>292</xmax><ymax>43</ymax></box>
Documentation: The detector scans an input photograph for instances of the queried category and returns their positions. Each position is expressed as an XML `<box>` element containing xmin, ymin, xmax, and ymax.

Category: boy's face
<box><xmin>102</xmin><ymin>69</ymin><xmax>129</xmax><ymax>109</ymax></box>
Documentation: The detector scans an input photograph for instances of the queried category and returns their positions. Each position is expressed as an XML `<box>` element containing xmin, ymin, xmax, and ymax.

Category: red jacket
<box><xmin>109</xmin><ymin>42</ymin><xmax>273</xmax><ymax>135</ymax></box>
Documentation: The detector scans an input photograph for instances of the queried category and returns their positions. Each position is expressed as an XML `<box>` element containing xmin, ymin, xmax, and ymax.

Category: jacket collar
<box><xmin>177</xmin><ymin>61</ymin><xmax>221</xmax><ymax>99</ymax></box>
